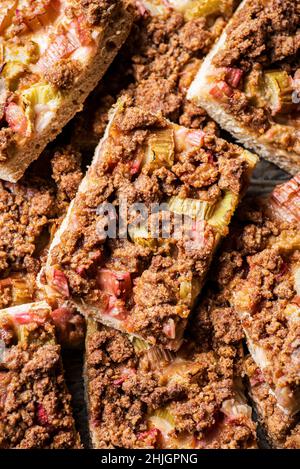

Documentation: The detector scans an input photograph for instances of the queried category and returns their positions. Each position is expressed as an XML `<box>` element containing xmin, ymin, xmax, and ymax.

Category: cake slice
<box><xmin>70</xmin><ymin>0</ymin><xmax>240</xmax><ymax>154</ymax></box>
<box><xmin>161</xmin><ymin>174</ymin><xmax>300</xmax><ymax>448</ymax></box>
<box><xmin>0</xmin><ymin>145</ymin><xmax>86</xmax><ymax>348</ymax></box>
<box><xmin>40</xmin><ymin>98</ymin><xmax>257</xmax><ymax>350</ymax></box>
<box><xmin>232</xmin><ymin>175</ymin><xmax>300</xmax><ymax>417</ymax></box>
<box><xmin>188</xmin><ymin>0</ymin><xmax>300</xmax><ymax>174</ymax></box>
<box><xmin>244</xmin><ymin>356</ymin><xmax>300</xmax><ymax>449</ymax></box>
<box><xmin>0</xmin><ymin>301</ymin><xmax>81</xmax><ymax>448</ymax></box>
<box><xmin>197</xmin><ymin>278</ymin><xmax>298</xmax><ymax>449</ymax></box>
<box><xmin>84</xmin><ymin>316</ymin><xmax>256</xmax><ymax>449</ymax></box>
<box><xmin>0</xmin><ymin>0</ymin><xmax>134</xmax><ymax>181</ymax></box>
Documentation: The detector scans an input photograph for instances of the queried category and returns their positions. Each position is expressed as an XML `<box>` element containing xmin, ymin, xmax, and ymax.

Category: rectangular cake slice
<box><xmin>41</xmin><ymin>98</ymin><xmax>257</xmax><ymax>350</ymax></box>
<box><xmin>0</xmin><ymin>0</ymin><xmax>134</xmax><ymax>181</ymax></box>
<box><xmin>244</xmin><ymin>356</ymin><xmax>300</xmax><ymax>449</ymax></box>
<box><xmin>0</xmin><ymin>145</ymin><xmax>86</xmax><ymax>349</ymax></box>
<box><xmin>231</xmin><ymin>175</ymin><xmax>300</xmax><ymax>417</ymax></box>
<box><xmin>84</xmin><ymin>316</ymin><xmax>257</xmax><ymax>449</ymax></box>
<box><xmin>0</xmin><ymin>301</ymin><xmax>81</xmax><ymax>448</ymax></box>
<box><xmin>165</xmin><ymin>174</ymin><xmax>300</xmax><ymax>448</ymax></box>
<box><xmin>188</xmin><ymin>0</ymin><xmax>300</xmax><ymax>174</ymax></box>
<box><xmin>70</xmin><ymin>0</ymin><xmax>240</xmax><ymax>154</ymax></box>
<box><xmin>195</xmin><ymin>280</ymin><xmax>300</xmax><ymax>449</ymax></box>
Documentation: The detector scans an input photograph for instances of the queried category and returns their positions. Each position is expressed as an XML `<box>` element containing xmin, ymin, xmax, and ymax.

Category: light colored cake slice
<box><xmin>244</xmin><ymin>356</ymin><xmax>300</xmax><ymax>449</ymax></box>
<box><xmin>230</xmin><ymin>175</ymin><xmax>300</xmax><ymax>417</ymax></box>
<box><xmin>0</xmin><ymin>0</ymin><xmax>134</xmax><ymax>181</ymax></box>
<box><xmin>84</xmin><ymin>317</ymin><xmax>257</xmax><ymax>449</ymax></box>
<box><xmin>0</xmin><ymin>301</ymin><xmax>81</xmax><ymax>448</ymax></box>
<box><xmin>188</xmin><ymin>0</ymin><xmax>300</xmax><ymax>174</ymax></box>
<box><xmin>39</xmin><ymin>98</ymin><xmax>257</xmax><ymax>350</ymax></box>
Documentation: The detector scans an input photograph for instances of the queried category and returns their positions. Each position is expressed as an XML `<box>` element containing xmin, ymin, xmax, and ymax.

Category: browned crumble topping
<box><xmin>0</xmin><ymin>145</ymin><xmax>85</xmax><ymax>347</ymax></box>
<box><xmin>51</xmin><ymin>146</ymin><xmax>83</xmax><ymax>215</ymax></box>
<box><xmin>0</xmin><ymin>178</ymin><xmax>56</xmax><ymax>277</ymax></box>
<box><xmin>0</xmin><ymin>146</ymin><xmax>82</xmax><ymax>280</ymax></box>
<box><xmin>85</xmin><ymin>319</ymin><xmax>256</xmax><ymax>449</ymax></box>
<box><xmin>50</xmin><ymin>101</ymin><xmax>254</xmax><ymax>348</ymax></box>
<box><xmin>244</xmin><ymin>356</ymin><xmax>300</xmax><ymax>448</ymax></box>
<box><xmin>214</xmin><ymin>0</ymin><xmax>300</xmax><ymax>71</ymax></box>
<box><xmin>202</xmin><ymin>194</ymin><xmax>300</xmax><ymax>447</ymax></box>
<box><xmin>127</xmin><ymin>12</ymin><xmax>224</xmax><ymax>125</ymax></box>
<box><xmin>235</xmin><ymin>249</ymin><xmax>299</xmax><ymax>382</ymax></box>
<box><xmin>70</xmin><ymin>4</ymin><xmax>239</xmax><ymax>152</ymax></box>
<box><xmin>0</xmin><ymin>318</ymin><xmax>81</xmax><ymax>449</ymax></box>
<box><xmin>211</xmin><ymin>0</ymin><xmax>300</xmax><ymax>137</ymax></box>
<box><xmin>75</xmin><ymin>0</ymin><xmax>120</xmax><ymax>25</ymax></box>
<box><xmin>285</xmin><ymin>426</ymin><xmax>300</xmax><ymax>449</ymax></box>
<box><xmin>44</xmin><ymin>59</ymin><xmax>82</xmax><ymax>90</ymax></box>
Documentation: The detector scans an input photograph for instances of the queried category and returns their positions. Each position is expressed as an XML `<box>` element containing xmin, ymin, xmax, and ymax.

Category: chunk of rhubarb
<box><xmin>72</xmin><ymin>15</ymin><xmax>93</xmax><ymax>46</ymax></box>
<box><xmin>249</xmin><ymin>368</ymin><xmax>266</xmax><ymax>387</ymax></box>
<box><xmin>51</xmin><ymin>269</ymin><xmax>70</xmax><ymax>298</ymax></box>
<box><xmin>209</xmin><ymin>81</ymin><xmax>233</xmax><ymax>101</ymax></box>
<box><xmin>225</xmin><ymin>68</ymin><xmax>243</xmax><ymax>88</ymax></box>
<box><xmin>113</xmin><ymin>367</ymin><xmax>136</xmax><ymax>386</ymax></box>
<box><xmin>37</xmin><ymin>403</ymin><xmax>49</xmax><ymax>426</ymax></box>
<box><xmin>12</xmin><ymin>310</ymin><xmax>46</xmax><ymax>325</ymax></box>
<box><xmin>138</xmin><ymin>428</ymin><xmax>161</xmax><ymax>447</ymax></box>
<box><xmin>5</xmin><ymin>102</ymin><xmax>29</xmax><ymax>136</ymax></box>
<box><xmin>163</xmin><ymin>319</ymin><xmax>176</xmax><ymax>339</ymax></box>
<box><xmin>97</xmin><ymin>269</ymin><xmax>132</xmax><ymax>299</ymax></box>
<box><xmin>0</xmin><ymin>0</ymin><xmax>17</xmax><ymax>33</ymax></box>
<box><xmin>105</xmin><ymin>296</ymin><xmax>128</xmax><ymax>321</ymax></box>
<box><xmin>174</xmin><ymin>127</ymin><xmax>205</xmax><ymax>152</ymax></box>
<box><xmin>130</xmin><ymin>157</ymin><xmax>143</xmax><ymax>175</ymax></box>
<box><xmin>36</xmin><ymin>34</ymin><xmax>79</xmax><ymax>72</ymax></box>
<box><xmin>270</xmin><ymin>174</ymin><xmax>300</xmax><ymax>223</ymax></box>
<box><xmin>51</xmin><ymin>306</ymin><xmax>73</xmax><ymax>330</ymax></box>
